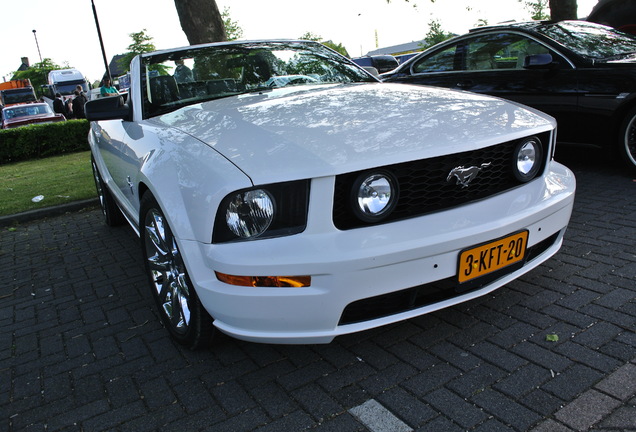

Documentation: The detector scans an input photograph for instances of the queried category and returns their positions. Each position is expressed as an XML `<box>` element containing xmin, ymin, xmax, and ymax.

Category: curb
<box><xmin>0</xmin><ymin>198</ymin><xmax>99</xmax><ymax>227</ymax></box>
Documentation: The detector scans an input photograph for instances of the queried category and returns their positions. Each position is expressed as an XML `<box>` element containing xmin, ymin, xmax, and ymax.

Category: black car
<box><xmin>382</xmin><ymin>20</ymin><xmax>636</xmax><ymax>171</ymax></box>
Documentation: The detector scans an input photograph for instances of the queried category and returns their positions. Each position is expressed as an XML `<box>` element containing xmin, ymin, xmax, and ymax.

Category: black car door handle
<box><xmin>456</xmin><ymin>81</ymin><xmax>473</xmax><ymax>89</ymax></box>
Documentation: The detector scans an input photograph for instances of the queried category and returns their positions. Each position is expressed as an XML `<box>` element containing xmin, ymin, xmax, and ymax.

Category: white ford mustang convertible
<box><xmin>86</xmin><ymin>40</ymin><xmax>576</xmax><ymax>349</ymax></box>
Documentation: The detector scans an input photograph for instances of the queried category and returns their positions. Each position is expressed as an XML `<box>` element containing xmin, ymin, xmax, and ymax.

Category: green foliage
<box><xmin>0</xmin><ymin>120</ymin><xmax>90</xmax><ymax>165</ymax></box>
<box><xmin>299</xmin><ymin>33</ymin><xmax>349</xmax><ymax>57</ymax></box>
<box><xmin>299</xmin><ymin>32</ymin><xmax>323</xmax><ymax>42</ymax></box>
<box><xmin>546</xmin><ymin>333</ymin><xmax>559</xmax><ymax>342</ymax></box>
<box><xmin>222</xmin><ymin>7</ymin><xmax>244</xmax><ymax>41</ymax></box>
<box><xmin>12</xmin><ymin>58</ymin><xmax>63</xmax><ymax>97</ymax></box>
<box><xmin>118</xmin><ymin>29</ymin><xmax>158</xmax><ymax>74</ymax></box>
<box><xmin>522</xmin><ymin>0</ymin><xmax>550</xmax><ymax>20</ymax></box>
<box><xmin>420</xmin><ymin>19</ymin><xmax>455</xmax><ymax>50</ymax></box>
<box><xmin>322</xmin><ymin>41</ymin><xmax>350</xmax><ymax>57</ymax></box>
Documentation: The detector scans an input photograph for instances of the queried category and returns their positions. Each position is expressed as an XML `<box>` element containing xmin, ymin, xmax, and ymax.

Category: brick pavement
<box><xmin>1</xmin><ymin>146</ymin><xmax>634</xmax><ymax>431</ymax></box>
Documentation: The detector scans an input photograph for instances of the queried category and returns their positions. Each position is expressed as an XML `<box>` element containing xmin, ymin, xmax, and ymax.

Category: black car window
<box><xmin>465</xmin><ymin>33</ymin><xmax>550</xmax><ymax>71</ymax></box>
<box><xmin>412</xmin><ymin>45</ymin><xmax>459</xmax><ymax>73</ymax></box>
<box><xmin>411</xmin><ymin>32</ymin><xmax>553</xmax><ymax>74</ymax></box>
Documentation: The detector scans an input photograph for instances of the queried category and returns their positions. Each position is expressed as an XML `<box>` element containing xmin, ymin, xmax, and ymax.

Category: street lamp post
<box><xmin>91</xmin><ymin>0</ymin><xmax>112</xmax><ymax>83</ymax></box>
<box><xmin>32</xmin><ymin>30</ymin><xmax>43</xmax><ymax>63</ymax></box>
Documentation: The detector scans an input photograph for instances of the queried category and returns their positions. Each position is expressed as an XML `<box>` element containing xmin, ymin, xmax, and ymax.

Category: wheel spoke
<box><xmin>143</xmin><ymin>207</ymin><xmax>192</xmax><ymax>335</ymax></box>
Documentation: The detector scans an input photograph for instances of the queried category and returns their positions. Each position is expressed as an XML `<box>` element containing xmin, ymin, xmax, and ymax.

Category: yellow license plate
<box><xmin>458</xmin><ymin>231</ymin><xmax>528</xmax><ymax>283</ymax></box>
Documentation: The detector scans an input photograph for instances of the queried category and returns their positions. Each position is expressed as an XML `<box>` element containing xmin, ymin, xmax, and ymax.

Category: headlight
<box><xmin>213</xmin><ymin>180</ymin><xmax>309</xmax><ymax>243</ymax></box>
<box><xmin>226</xmin><ymin>189</ymin><xmax>274</xmax><ymax>238</ymax></box>
<box><xmin>351</xmin><ymin>171</ymin><xmax>399</xmax><ymax>222</ymax></box>
<box><xmin>513</xmin><ymin>137</ymin><xmax>543</xmax><ymax>182</ymax></box>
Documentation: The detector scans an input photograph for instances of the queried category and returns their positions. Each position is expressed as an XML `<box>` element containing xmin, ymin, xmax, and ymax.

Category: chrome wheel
<box><xmin>91</xmin><ymin>156</ymin><xmax>124</xmax><ymax>226</ymax></box>
<box><xmin>620</xmin><ymin>109</ymin><xmax>636</xmax><ymax>171</ymax></box>
<box><xmin>144</xmin><ymin>208</ymin><xmax>192</xmax><ymax>334</ymax></box>
<box><xmin>140</xmin><ymin>193</ymin><xmax>215</xmax><ymax>348</ymax></box>
<box><xmin>92</xmin><ymin>159</ymin><xmax>105</xmax><ymax>210</ymax></box>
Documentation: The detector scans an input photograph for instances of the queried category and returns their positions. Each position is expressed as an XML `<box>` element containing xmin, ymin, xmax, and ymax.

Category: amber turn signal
<box><xmin>215</xmin><ymin>272</ymin><xmax>311</xmax><ymax>287</ymax></box>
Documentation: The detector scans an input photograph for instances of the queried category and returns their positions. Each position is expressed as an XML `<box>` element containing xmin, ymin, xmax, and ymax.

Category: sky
<box><xmin>1</xmin><ymin>0</ymin><xmax>599</xmax><ymax>84</ymax></box>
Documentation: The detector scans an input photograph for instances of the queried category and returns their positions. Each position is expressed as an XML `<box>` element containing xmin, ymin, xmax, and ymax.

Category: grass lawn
<box><xmin>0</xmin><ymin>151</ymin><xmax>96</xmax><ymax>217</ymax></box>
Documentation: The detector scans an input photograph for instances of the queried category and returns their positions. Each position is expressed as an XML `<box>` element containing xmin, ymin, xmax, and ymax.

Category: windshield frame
<box><xmin>140</xmin><ymin>40</ymin><xmax>376</xmax><ymax>119</ymax></box>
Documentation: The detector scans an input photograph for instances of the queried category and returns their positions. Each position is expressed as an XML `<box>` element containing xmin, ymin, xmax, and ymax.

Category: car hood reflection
<box><xmin>150</xmin><ymin>83</ymin><xmax>554</xmax><ymax>184</ymax></box>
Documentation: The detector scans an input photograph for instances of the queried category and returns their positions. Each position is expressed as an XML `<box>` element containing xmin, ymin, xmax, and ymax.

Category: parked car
<box><xmin>86</xmin><ymin>40</ymin><xmax>575</xmax><ymax>349</ymax></box>
<box><xmin>382</xmin><ymin>20</ymin><xmax>636</xmax><ymax>171</ymax></box>
<box><xmin>1</xmin><ymin>102</ymin><xmax>66</xmax><ymax>129</ymax></box>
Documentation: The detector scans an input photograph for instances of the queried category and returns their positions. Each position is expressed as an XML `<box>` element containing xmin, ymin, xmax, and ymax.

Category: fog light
<box><xmin>352</xmin><ymin>171</ymin><xmax>398</xmax><ymax>222</ymax></box>
<box><xmin>513</xmin><ymin>137</ymin><xmax>542</xmax><ymax>182</ymax></box>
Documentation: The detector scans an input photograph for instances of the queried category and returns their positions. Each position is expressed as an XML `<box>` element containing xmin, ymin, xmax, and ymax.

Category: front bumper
<box><xmin>181</xmin><ymin>161</ymin><xmax>575</xmax><ymax>344</ymax></box>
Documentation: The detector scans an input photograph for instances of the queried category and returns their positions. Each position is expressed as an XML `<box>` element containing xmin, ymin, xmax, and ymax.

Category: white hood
<box><xmin>150</xmin><ymin>83</ymin><xmax>554</xmax><ymax>185</ymax></box>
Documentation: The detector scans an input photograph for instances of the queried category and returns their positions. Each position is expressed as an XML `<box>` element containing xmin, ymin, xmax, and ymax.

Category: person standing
<box><xmin>72</xmin><ymin>89</ymin><xmax>87</xmax><ymax>119</ymax></box>
<box><xmin>100</xmin><ymin>78</ymin><xmax>119</xmax><ymax>97</ymax></box>
<box><xmin>53</xmin><ymin>93</ymin><xmax>68</xmax><ymax>118</ymax></box>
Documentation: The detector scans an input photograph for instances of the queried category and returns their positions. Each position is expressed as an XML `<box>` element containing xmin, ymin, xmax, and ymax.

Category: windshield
<box><xmin>537</xmin><ymin>21</ymin><xmax>636</xmax><ymax>60</ymax></box>
<box><xmin>3</xmin><ymin>104</ymin><xmax>52</xmax><ymax>119</ymax></box>
<box><xmin>141</xmin><ymin>41</ymin><xmax>375</xmax><ymax>118</ymax></box>
<box><xmin>2</xmin><ymin>88</ymin><xmax>36</xmax><ymax>105</ymax></box>
<box><xmin>55</xmin><ymin>80</ymin><xmax>89</xmax><ymax>95</ymax></box>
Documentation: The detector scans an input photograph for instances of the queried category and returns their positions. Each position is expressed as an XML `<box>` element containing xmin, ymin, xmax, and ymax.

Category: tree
<box><xmin>299</xmin><ymin>33</ymin><xmax>349</xmax><ymax>57</ymax></box>
<box><xmin>222</xmin><ymin>7</ymin><xmax>243</xmax><ymax>41</ymax></box>
<box><xmin>549</xmin><ymin>0</ymin><xmax>577</xmax><ymax>21</ymax></box>
<box><xmin>174</xmin><ymin>0</ymin><xmax>226</xmax><ymax>44</ymax></box>
<box><xmin>523</xmin><ymin>0</ymin><xmax>551</xmax><ymax>20</ymax></box>
<box><xmin>12</xmin><ymin>58</ymin><xmax>62</xmax><ymax>97</ymax></box>
<box><xmin>420</xmin><ymin>19</ymin><xmax>455</xmax><ymax>49</ymax></box>
<box><xmin>119</xmin><ymin>29</ymin><xmax>156</xmax><ymax>73</ymax></box>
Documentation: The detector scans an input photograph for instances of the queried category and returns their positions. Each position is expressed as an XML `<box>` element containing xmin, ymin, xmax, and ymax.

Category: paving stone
<box><xmin>376</xmin><ymin>386</ymin><xmax>437</xmax><ymax>427</ymax></box>
<box><xmin>597</xmin><ymin>405</ymin><xmax>636</xmax><ymax>430</ymax></box>
<box><xmin>471</xmin><ymin>388</ymin><xmax>542</xmax><ymax>430</ymax></box>
<box><xmin>595</xmin><ymin>363</ymin><xmax>636</xmax><ymax>401</ymax></box>
<box><xmin>424</xmin><ymin>388</ymin><xmax>489</xmax><ymax>429</ymax></box>
<box><xmin>446</xmin><ymin>362</ymin><xmax>508</xmax><ymax>399</ymax></box>
<box><xmin>554</xmin><ymin>389</ymin><xmax>621</xmax><ymax>431</ymax></box>
<box><xmin>529</xmin><ymin>418</ymin><xmax>574</xmax><ymax>432</ymax></box>
<box><xmin>543</xmin><ymin>364</ymin><xmax>605</xmax><ymax>401</ymax></box>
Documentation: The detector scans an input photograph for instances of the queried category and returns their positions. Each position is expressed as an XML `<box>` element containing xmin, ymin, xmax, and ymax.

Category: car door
<box><xmin>389</xmin><ymin>31</ymin><xmax>581</xmax><ymax>142</ymax></box>
<box><xmin>95</xmin><ymin>119</ymin><xmax>144</xmax><ymax>219</ymax></box>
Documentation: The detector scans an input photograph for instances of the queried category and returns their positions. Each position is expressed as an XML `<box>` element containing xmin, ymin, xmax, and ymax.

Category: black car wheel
<box><xmin>619</xmin><ymin>108</ymin><xmax>636</xmax><ymax>171</ymax></box>
<box><xmin>91</xmin><ymin>156</ymin><xmax>125</xmax><ymax>226</ymax></box>
<box><xmin>140</xmin><ymin>193</ymin><xmax>215</xmax><ymax>349</ymax></box>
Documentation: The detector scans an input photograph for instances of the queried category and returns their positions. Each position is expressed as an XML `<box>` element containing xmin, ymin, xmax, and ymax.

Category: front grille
<box><xmin>339</xmin><ymin>231</ymin><xmax>560</xmax><ymax>325</ymax></box>
<box><xmin>333</xmin><ymin>132</ymin><xmax>550</xmax><ymax>230</ymax></box>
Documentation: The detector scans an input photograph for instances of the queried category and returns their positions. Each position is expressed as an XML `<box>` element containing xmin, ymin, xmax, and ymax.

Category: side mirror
<box><xmin>362</xmin><ymin>66</ymin><xmax>380</xmax><ymax>77</ymax></box>
<box><xmin>523</xmin><ymin>53</ymin><xmax>554</xmax><ymax>69</ymax></box>
<box><xmin>85</xmin><ymin>95</ymin><xmax>130</xmax><ymax>121</ymax></box>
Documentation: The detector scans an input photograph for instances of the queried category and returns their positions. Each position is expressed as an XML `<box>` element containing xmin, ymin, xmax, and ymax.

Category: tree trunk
<box><xmin>174</xmin><ymin>0</ymin><xmax>227</xmax><ymax>45</ymax></box>
<box><xmin>549</xmin><ymin>0</ymin><xmax>578</xmax><ymax>21</ymax></box>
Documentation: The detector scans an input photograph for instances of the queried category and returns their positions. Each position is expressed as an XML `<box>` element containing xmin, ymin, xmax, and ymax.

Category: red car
<box><xmin>1</xmin><ymin>103</ymin><xmax>65</xmax><ymax>129</ymax></box>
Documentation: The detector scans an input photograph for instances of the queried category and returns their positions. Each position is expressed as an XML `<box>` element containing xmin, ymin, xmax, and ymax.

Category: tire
<box><xmin>139</xmin><ymin>192</ymin><xmax>215</xmax><ymax>349</ymax></box>
<box><xmin>618</xmin><ymin>108</ymin><xmax>636</xmax><ymax>171</ymax></box>
<box><xmin>91</xmin><ymin>156</ymin><xmax>125</xmax><ymax>226</ymax></box>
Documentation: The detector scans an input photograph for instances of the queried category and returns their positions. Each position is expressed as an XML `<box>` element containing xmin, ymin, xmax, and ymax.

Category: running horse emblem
<box><xmin>446</xmin><ymin>162</ymin><xmax>492</xmax><ymax>188</ymax></box>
